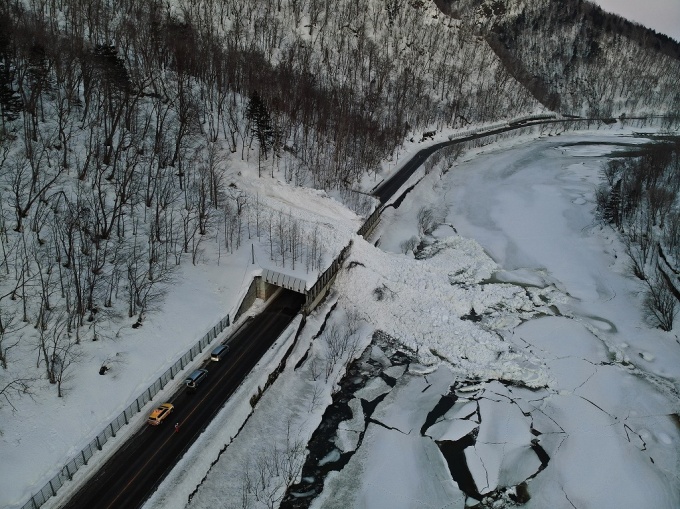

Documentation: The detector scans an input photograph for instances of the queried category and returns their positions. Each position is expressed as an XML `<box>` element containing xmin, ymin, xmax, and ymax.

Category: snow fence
<box><xmin>20</xmin><ymin>315</ymin><xmax>232</xmax><ymax>509</ymax></box>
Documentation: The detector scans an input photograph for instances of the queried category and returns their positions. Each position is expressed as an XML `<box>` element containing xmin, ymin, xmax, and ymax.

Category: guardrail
<box><xmin>21</xmin><ymin>315</ymin><xmax>232</xmax><ymax>509</ymax></box>
<box><xmin>357</xmin><ymin>205</ymin><xmax>383</xmax><ymax>238</ymax></box>
<box><xmin>302</xmin><ymin>113</ymin><xmax>563</xmax><ymax>315</ymax></box>
<box><xmin>447</xmin><ymin>113</ymin><xmax>558</xmax><ymax>141</ymax></box>
<box><xmin>20</xmin><ymin>110</ymin><xmax>652</xmax><ymax>509</ymax></box>
<box><xmin>303</xmin><ymin>242</ymin><xmax>352</xmax><ymax>313</ymax></box>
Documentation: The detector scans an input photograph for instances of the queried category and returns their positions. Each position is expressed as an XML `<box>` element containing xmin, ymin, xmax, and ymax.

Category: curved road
<box><xmin>58</xmin><ymin>116</ymin><xmax>578</xmax><ymax>509</ymax></box>
<box><xmin>373</xmin><ymin>119</ymin><xmax>562</xmax><ymax>203</ymax></box>
<box><xmin>61</xmin><ymin>290</ymin><xmax>304</xmax><ymax>509</ymax></box>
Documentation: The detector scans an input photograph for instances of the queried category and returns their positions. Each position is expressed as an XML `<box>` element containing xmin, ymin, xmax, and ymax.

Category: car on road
<box><xmin>185</xmin><ymin>368</ymin><xmax>208</xmax><ymax>390</ymax></box>
<box><xmin>210</xmin><ymin>344</ymin><xmax>230</xmax><ymax>362</ymax></box>
<box><xmin>147</xmin><ymin>403</ymin><xmax>174</xmax><ymax>425</ymax></box>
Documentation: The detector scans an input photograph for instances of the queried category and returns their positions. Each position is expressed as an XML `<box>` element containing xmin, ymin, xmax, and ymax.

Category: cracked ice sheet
<box><xmin>312</xmin><ymin>367</ymin><xmax>466</xmax><ymax>509</ymax></box>
<box><xmin>447</xmin><ymin>400</ymin><xmax>480</xmax><ymax>421</ymax></box>
<box><xmin>372</xmin><ymin>366</ymin><xmax>454</xmax><ymax>433</ymax></box>
<box><xmin>313</xmin><ymin>423</ymin><xmax>466</xmax><ymax>509</ymax></box>
<box><xmin>513</xmin><ymin>316</ymin><xmax>609</xmax><ymax>361</ymax></box>
<box><xmin>335</xmin><ymin>398</ymin><xmax>365</xmax><ymax>453</ymax></box>
<box><xmin>513</xmin><ymin>315</ymin><xmax>680</xmax><ymax>507</ymax></box>
<box><xmin>369</xmin><ymin>345</ymin><xmax>392</xmax><ymax>368</ymax></box>
<box><xmin>466</xmin><ymin>442</ymin><xmax>541</xmax><ymax>496</ymax></box>
<box><xmin>425</xmin><ymin>418</ymin><xmax>477</xmax><ymax>442</ymax></box>
<box><xmin>354</xmin><ymin>377</ymin><xmax>391</xmax><ymax>402</ymax></box>
<box><xmin>464</xmin><ymin>389</ymin><xmax>540</xmax><ymax>494</ymax></box>
<box><xmin>383</xmin><ymin>365</ymin><xmax>407</xmax><ymax>379</ymax></box>
<box><xmin>363</xmin><ymin>131</ymin><xmax>680</xmax><ymax>507</ymax></box>
<box><xmin>527</xmin><ymin>393</ymin><xmax>679</xmax><ymax>509</ymax></box>
<box><xmin>442</xmin><ymin>133</ymin><xmax>680</xmax><ymax>386</ymax></box>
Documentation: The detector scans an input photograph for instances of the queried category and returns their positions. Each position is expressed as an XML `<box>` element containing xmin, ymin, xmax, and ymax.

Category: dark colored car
<box><xmin>185</xmin><ymin>369</ymin><xmax>208</xmax><ymax>389</ymax></box>
<box><xmin>210</xmin><ymin>344</ymin><xmax>230</xmax><ymax>362</ymax></box>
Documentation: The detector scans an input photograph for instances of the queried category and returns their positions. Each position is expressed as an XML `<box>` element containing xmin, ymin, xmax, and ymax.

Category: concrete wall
<box><xmin>234</xmin><ymin>277</ymin><xmax>259</xmax><ymax>322</ymax></box>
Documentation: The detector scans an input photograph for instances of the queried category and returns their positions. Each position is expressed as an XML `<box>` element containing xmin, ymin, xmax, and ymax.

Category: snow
<box><xmin>319</xmin><ymin>422</ymin><xmax>465</xmax><ymax>509</ymax></box>
<box><xmin>335</xmin><ymin>398</ymin><xmax>365</xmax><ymax>453</ymax></box>
<box><xmin>311</xmin><ymin>367</ymin><xmax>467</xmax><ymax>509</ymax></box>
<box><xmin>372</xmin><ymin>366</ymin><xmax>454</xmax><ymax>434</ymax></box>
<box><xmin>368</xmin><ymin>345</ymin><xmax>392</xmax><ymax>368</ymax></box>
<box><xmin>144</xmin><ymin>295</ymin><xmax>374</xmax><ymax>509</ymax></box>
<box><xmin>425</xmin><ymin>418</ymin><xmax>477</xmax><ymax>442</ymax></box>
<box><xmin>463</xmin><ymin>386</ymin><xmax>539</xmax><ymax>495</ymax></box>
<box><xmin>0</xmin><ymin>253</ymin><xmax>257</xmax><ymax>509</ymax></box>
<box><xmin>141</xmin><ymin>314</ymin><xmax>304</xmax><ymax>508</ymax></box>
<box><xmin>335</xmin><ymin>234</ymin><xmax>552</xmax><ymax>385</ymax></box>
<box><xmin>0</xmin><ymin>141</ymin><xmax>358</xmax><ymax>508</ymax></box>
<box><xmin>307</xmin><ymin>127</ymin><xmax>680</xmax><ymax>508</ymax></box>
<box><xmin>382</xmin><ymin>365</ymin><xmax>407</xmax><ymax>379</ymax></box>
<box><xmin>353</xmin><ymin>377</ymin><xmax>391</xmax><ymax>402</ymax></box>
<box><xmin>432</xmin><ymin>130</ymin><xmax>679</xmax><ymax>507</ymax></box>
<box><xmin>4</xmin><ymin>121</ymin><xmax>680</xmax><ymax>509</ymax></box>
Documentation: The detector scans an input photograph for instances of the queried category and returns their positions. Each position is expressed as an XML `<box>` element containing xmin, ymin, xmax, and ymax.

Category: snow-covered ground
<box><xmin>139</xmin><ymin>126</ymin><xmax>679</xmax><ymax>509</ymax></box>
<box><xmin>0</xmin><ymin>149</ymin><xmax>359</xmax><ymax>508</ymax></box>
<box><xmin>4</xmin><ymin>124</ymin><xmax>680</xmax><ymax>509</ymax></box>
<box><xmin>0</xmin><ymin>114</ymin><xmax>514</xmax><ymax>509</ymax></box>
<box><xmin>313</xmin><ymin>129</ymin><xmax>680</xmax><ymax>508</ymax></box>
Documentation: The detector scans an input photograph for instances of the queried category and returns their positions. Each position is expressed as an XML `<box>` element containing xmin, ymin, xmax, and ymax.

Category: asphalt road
<box><xmin>61</xmin><ymin>289</ymin><xmax>304</xmax><ymax>509</ymax></box>
<box><xmin>59</xmin><ymin>116</ymin><xmax>578</xmax><ymax>509</ymax></box>
<box><xmin>372</xmin><ymin>120</ymin><xmax>555</xmax><ymax>203</ymax></box>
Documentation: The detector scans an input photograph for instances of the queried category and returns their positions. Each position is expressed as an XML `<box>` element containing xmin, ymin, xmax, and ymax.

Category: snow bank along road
<box><xmin>372</xmin><ymin>116</ymin><xmax>561</xmax><ymax>203</ymax></box>
<box><xmin>61</xmin><ymin>290</ymin><xmax>303</xmax><ymax>509</ymax></box>
<box><xmin>55</xmin><ymin>116</ymin><xmax>650</xmax><ymax>509</ymax></box>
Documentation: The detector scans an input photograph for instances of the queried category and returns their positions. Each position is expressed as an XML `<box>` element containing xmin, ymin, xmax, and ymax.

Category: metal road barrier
<box><xmin>21</xmin><ymin>315</ymin><xmax>231</xmax><ymax>509</ymax></box>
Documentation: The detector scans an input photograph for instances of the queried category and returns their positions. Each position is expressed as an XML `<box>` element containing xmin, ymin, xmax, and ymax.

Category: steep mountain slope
<box><xmin>437</xmin><ymin>0</ymin><xmax>680</xmax><ymax>117</ymax></box>
<box><xmin>0</xmin><ymin>0</ymin><xmax>677</xmax><ymax>431</ymax></box>
<box><xmin>0</xmin><ymin>0</ymin><xmax>677</xmax><ymax>430</ymax></box>
<box><xmin>1</xmin><ymin>0</ymin><xmax>679</xmax><ymax>507</ymax></box>
<box><xmin>0</xmin><ymin>0</ymin><xmax>540</xmax><ymax>396</ymax></box>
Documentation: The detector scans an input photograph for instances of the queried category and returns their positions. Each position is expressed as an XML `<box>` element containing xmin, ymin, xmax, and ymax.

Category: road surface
<box><xmin>61</xmin><ymin>290</ymin><xmax>304</xmax><ymax>509</ymax></box>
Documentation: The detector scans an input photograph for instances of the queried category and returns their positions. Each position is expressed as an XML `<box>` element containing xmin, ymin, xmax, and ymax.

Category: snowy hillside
<box><xmin>148</xmin><ymin>128</ymin><xmax>680</xmax><ymax>509</ymax></box>
<box><xmin>442</xmin><ymin>0</ymin><xmax>680</xmax><ymax>116</ymax></box>
<box><xmin>1</xmin><ymin>0</ymin><xmax>679</xmax><ymax>507</ymax></box>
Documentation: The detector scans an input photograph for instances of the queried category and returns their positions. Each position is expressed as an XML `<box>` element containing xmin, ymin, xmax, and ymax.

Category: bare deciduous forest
<box><xmin>441</xmin><ymin>0</ymin><xmax>680</xmax><ymax>117</ymax></box>
<box><xmin>596</xmin><ymin>140</ymin><xmax>680</xmax><ymax>331</ymax></box>
<box><xmin>0</xmin><ymin>0</ymin><xmax>678</xmax><ymax>402</ymax></box>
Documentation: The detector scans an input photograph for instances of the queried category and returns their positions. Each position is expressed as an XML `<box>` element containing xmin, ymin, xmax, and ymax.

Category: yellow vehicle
<box><xmin>147</xmin><ymin>403</ymin><xmax>174</xmax><ymax>425</ymax></box>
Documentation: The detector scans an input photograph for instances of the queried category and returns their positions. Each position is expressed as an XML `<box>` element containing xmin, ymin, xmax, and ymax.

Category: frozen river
<box><xmin>442</xmin><ymin>134</ymin><xmax>680</xmax><ymax>384</ymax></box>
<box><xmin>155</xmin><ymin>130</ymin><xmax>680</xmax><ymax>509</ymax></box>
<box><xmin>319</xmin><ymin>131</ymin><xmax>680</xmax><ymax>508</ymax></box>
<box><xmin>442</xmin><ymin>133</ymin><xmax>680</xmax><ymax>507</ymax></box>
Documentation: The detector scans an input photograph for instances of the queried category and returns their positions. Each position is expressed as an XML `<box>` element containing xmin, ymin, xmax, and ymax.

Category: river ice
<box><xmin>314</xmin><ymin>131</ymin><xmax>680</xmax><ymax>508</ymax></box>
<box><xmin>144</xmin><ymin>130</ymin><xmax>679</xmax><ymax>509</ymax></box>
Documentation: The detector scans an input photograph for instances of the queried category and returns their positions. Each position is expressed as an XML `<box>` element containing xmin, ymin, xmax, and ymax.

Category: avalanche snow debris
<box><xmin>335</xmin><ymin>237</ymin><xmax>550</xmax><ymax>387</ymax></box>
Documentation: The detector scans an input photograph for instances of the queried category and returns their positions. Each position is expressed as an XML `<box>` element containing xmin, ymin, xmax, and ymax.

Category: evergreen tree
<box><xmin>246</xmin><ymin>91</ymin><xmax>273</xmax><ymax>177</ymax></box>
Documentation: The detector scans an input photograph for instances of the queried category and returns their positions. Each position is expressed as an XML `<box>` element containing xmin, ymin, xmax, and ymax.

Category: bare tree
<box><xmin>242</xmin><ymin>426</ymin><xmax>307</xmax><ymax>509</ymax></box>
<box><xmin>0</xmin><ymin>377</ymin><xmax>34</xmax><ymax>411</ymax></box>
<box><xmin>400</xmin><ymin>236</ymin><xmax>419</xmax><ymax>255</ymax></box>
<box><xmin>644</xmin><ymin>266</ymin><xmax>677</xmax><ymax>332</ymax></box>
<box><xmin>240</xmin><ymin>468</ymin><xmax>253</xmax><ymax>509</ymax></box>
<box><xmin>7</xmin><ymin>138</ymin><xmax>62</xmax><ymax>233</ymax></box>
<box><xmin>38</xmin><ymin>312</ymin><xmax>80</xmax><ymax>397</ymax></box>
<box><xmin>623</xmin><ymin>208</ymin><xmax>654</xmax><ymax>280</ymax></box>
<box><xmin>417</xmin><ymin>206</ymin><xmax>446</xmax><ymax>236</ymax></box>
<box><xmin>124</xmin><ymin>236</ymin><xmax>172</xmax><ymax>324</ymax></box>
<box><xmin>0</xmin><ymin>302</ymin><xmax>26</xmax><ymax>369</ymax></box>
